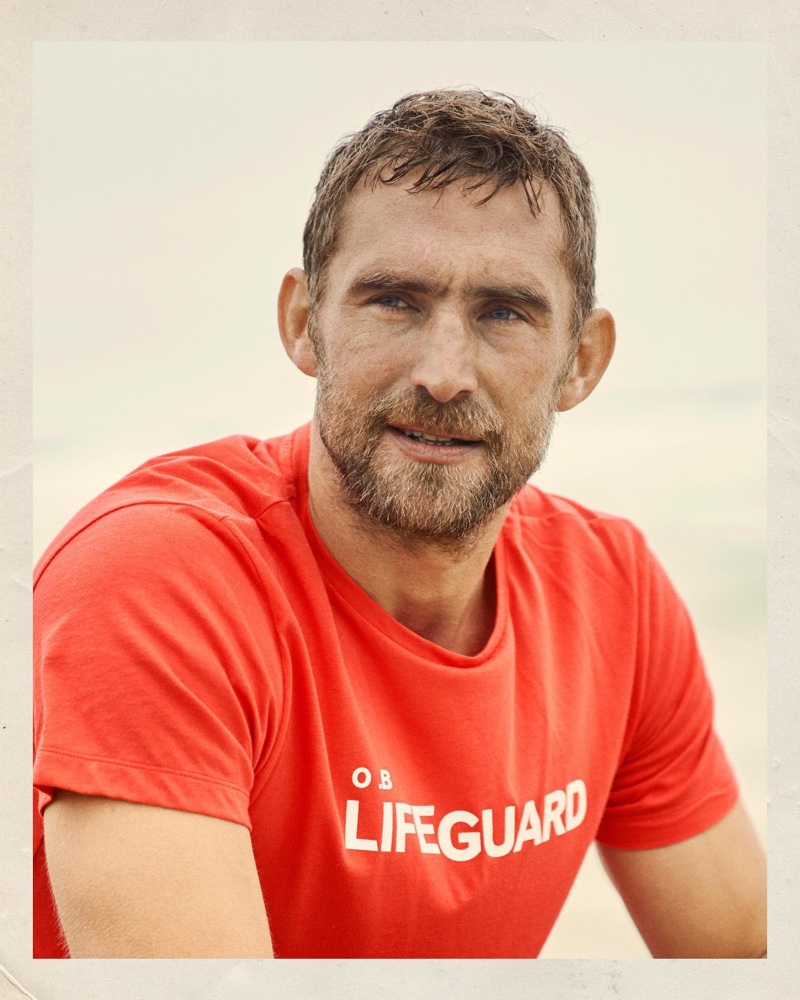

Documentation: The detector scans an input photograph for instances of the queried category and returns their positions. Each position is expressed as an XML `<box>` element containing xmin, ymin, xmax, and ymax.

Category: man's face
<box><xmin>309</xmin><ymin>176</ymin><xmax>579</xmax><ymax>545</ymax></box>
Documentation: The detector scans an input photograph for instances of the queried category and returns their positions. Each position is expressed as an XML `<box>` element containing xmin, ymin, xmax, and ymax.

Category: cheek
<box><xmin>320</xmin><ymin>315</ymin><xmax>385</xmax><ymax>361</ymax></box>
<box><xmin>318</xmin><ymin>349</ymin><xmax>396</xmax><ymax>408</ymax></box>
<box><xmin>334</xmin><ymin>344</ymin><xmax>406</xmax><ymax>389</ymax></box>
<box><xmin>487</xmin><ymin>358</ymin><xmax>550</xmax><ymax>403</ymax></box>
<box><xmin>486</xmin><ymin>364</ymin><xmax>567</xmax><ymax>427</ymax></box>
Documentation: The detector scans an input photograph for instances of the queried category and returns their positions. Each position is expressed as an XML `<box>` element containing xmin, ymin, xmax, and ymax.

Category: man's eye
<box><xmin>374</xmin><ymin>295</ymin><xmax>410</xmax><ymax>310</ymax></box>
<box><xmin>486</xmin><ymin>306</ymin><xmax>521</xmax><ymax>322</ymax></box>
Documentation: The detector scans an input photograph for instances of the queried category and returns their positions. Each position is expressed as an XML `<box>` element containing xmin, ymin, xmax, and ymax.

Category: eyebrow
<box><xmin>348</xmin><ymin>270</ymin><xmax>554</xmax><ymax>317</ymax></box>
<box><xmin>471</xmin><ymin>283</ymin><xmax>553</xmax><ymax>317</ymax></box>
<box><xmin>349</xmin><ymin>271</ymin><xmax>436</xmax><ymax>297</ymax></box>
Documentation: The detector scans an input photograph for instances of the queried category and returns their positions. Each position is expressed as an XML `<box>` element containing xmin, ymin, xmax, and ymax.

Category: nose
<box><xmin>410</xmin><ymin>309</ymin><xmax>479</xmax><ymax>403</ymax></box>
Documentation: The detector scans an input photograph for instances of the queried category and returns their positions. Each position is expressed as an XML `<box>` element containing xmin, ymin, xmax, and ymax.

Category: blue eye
<box><xmin>487</xmin><ymin>307</ymin><xmax>520</xmax><ymax>321</ymax></box>
<box><xmin>375</xmin><ymin>296</ymin><xmax>410</xmax><ymax>310</ymax></box>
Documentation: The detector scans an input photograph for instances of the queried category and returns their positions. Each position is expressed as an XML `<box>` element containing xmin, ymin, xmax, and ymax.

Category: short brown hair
<box><xmin>302</xmin><ymin>88</ymin><xmax>597</xmax><ymax>334</ymax></box>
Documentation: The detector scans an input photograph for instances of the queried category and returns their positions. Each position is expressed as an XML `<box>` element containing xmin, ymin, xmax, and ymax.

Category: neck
<box><xmin>306</xmin><ymin>425</ymin><xmax>505</xmax><ymax>657</ymax></box>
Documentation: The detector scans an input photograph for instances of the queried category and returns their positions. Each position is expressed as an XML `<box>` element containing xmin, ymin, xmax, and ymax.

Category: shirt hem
<box><xmin>34</xmin><ymin>747</ymin><xmax>252</xmax><ymax>831</ymax></box>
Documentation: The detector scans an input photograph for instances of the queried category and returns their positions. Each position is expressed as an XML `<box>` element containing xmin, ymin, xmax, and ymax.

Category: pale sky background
<box><xmin>32</xmin><ymin>42</ymin><xmax>765</xmax><ymax>958</ymax></box>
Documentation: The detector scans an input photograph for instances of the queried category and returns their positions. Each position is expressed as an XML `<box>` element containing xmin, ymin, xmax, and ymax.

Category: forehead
<box><xmin>326</xmin><ymin>176</ymin><xmax>570</xmax><ymax>298</ymax></box>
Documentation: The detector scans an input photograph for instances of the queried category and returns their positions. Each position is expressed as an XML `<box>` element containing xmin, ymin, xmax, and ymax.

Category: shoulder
<box><xmin>506</xmin><ymin>483</ymin><xmax>649</xmax><ymax>573</ymax></box>
<box><xmin>35</xmin><ymin>427</ymin><xmax>308</xmax><ymax>587</ymax></box>
<box><xmin>510</xmin><ymin>482</ymin><xmax>640</xmax><ymax>532</ymax></box>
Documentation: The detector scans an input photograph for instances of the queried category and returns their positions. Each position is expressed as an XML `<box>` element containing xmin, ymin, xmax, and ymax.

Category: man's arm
<box><xmin>43</xmin><ymin>791</ymin><xmax>274</xmax><ymax>958</ymax></box>
<box><xmin>598</xmin><ymin>801</ymin><xmax>766</xmax><ymax>958</ymax></box>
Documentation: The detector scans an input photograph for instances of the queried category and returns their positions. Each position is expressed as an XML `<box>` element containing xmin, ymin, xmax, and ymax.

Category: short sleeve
<box><xmin>595</xmin><ymin>536</ymin><xmax>739</xmax><ymax>849</ymax></box>
<box><xmin>33</xmin><ymin>503</ymin><xmax>286</xmax><ymax>831</ymax></box>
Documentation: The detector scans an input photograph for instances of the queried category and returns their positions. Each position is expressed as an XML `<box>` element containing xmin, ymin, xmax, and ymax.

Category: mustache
<box><xmin>365</xmin><ymin>388</ymin><xmax>503</xmax><ymax>443</ymax></box>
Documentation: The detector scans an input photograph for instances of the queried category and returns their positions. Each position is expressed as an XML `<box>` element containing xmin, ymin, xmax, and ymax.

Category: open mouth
<box><xmin>389</xmin><ymin>425</ymin><xmax>482</xmax><ymax>448</ymax></box>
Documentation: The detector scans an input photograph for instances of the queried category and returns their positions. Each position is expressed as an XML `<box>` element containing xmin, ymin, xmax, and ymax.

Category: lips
<box><xmin>390</xmin><ymin>423</ymin><xmax>482</xmax><ymax>447</ymax></box>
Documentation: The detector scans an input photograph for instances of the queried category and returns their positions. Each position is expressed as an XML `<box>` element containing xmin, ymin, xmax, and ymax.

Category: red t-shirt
<box><xmin>33</xmin><ymin>424</ymin><xmax>738</xmax><ymax>958</ymax></box>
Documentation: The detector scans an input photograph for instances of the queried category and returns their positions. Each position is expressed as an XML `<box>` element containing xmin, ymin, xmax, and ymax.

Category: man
<box><xmin>33</xmin><ymin>89</ymin><xmax>766</xmax><ymax>958</ymax></box>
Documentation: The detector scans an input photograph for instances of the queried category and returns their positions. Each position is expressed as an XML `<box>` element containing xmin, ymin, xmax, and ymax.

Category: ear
<box><xmin>278</xmin><ymin>268</ymin><xmax>318</xmax><ymax>378</ymax></box>
<box><xmin>556</xmin><ymin>308</ymin><xmax>616</xmax><ymax>412</ymax></box>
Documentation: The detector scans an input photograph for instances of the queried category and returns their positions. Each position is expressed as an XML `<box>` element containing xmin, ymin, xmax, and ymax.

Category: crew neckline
<box><xmin>285</xmin><ymin>424</ymin><xmax>509</xmax><ymax>668</ymax></box>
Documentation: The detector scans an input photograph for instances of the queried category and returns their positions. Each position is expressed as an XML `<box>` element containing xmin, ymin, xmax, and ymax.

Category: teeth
<box><xmin>402</xmin><ymin>429</ymin><xmax>458</xmax><ymax>445</ymax></box>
